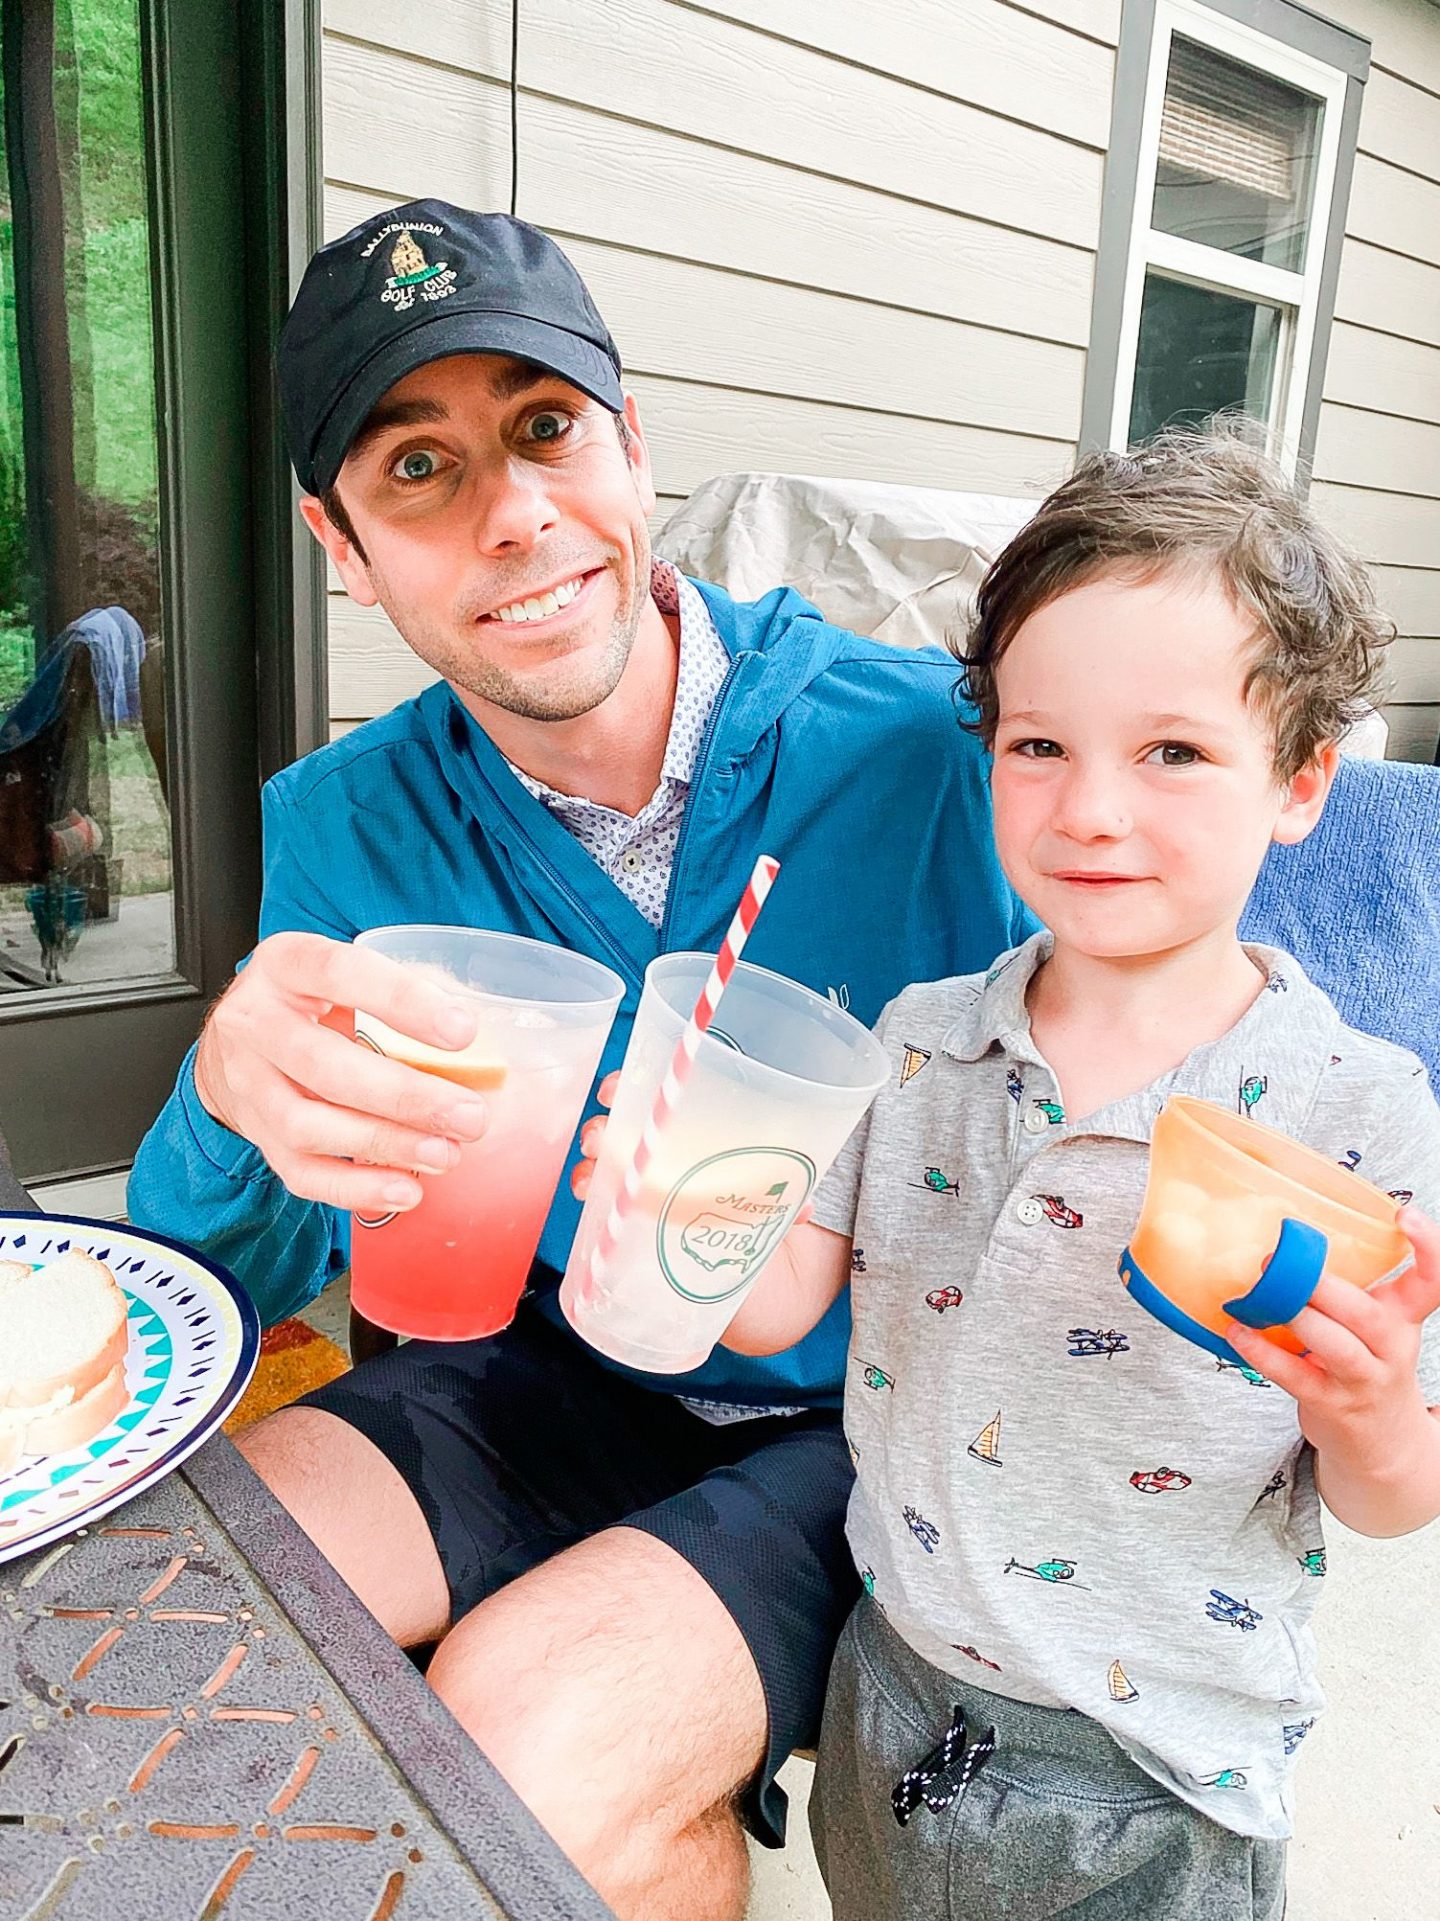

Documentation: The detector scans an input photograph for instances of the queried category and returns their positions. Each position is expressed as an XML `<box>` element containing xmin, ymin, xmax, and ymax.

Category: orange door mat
<box><xmin>224</xmin><ymin>1317</ymin><xmax>350</xmax><ymax>1430</ymax></box>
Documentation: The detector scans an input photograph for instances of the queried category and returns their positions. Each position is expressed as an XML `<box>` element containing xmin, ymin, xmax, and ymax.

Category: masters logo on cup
<box><xmin>657</xmin><ymin>1147</ymin><xmax>817</xmax><ymax>1303</ymax></box>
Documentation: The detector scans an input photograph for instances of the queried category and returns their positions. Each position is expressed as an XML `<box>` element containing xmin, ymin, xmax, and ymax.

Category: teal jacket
<box><xmin>128</xmin><ymin>580</ymin><xmax>1031</xmax><ymax>1408</ymax></box>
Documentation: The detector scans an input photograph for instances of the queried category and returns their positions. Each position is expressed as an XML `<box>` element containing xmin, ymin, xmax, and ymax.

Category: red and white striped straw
<box><xmin>586</xmin><ymin>854</ymin><xmax>781</xmax><ymax>1293</ymax></box>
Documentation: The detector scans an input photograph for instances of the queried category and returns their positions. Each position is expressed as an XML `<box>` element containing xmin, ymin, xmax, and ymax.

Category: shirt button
<box><xmin>1023</xmin><ymin>1108</ymin><xmax>1049</xmax><ymax>1135</ymax></box>
<box><xmin>622</xmin><ymin>851</ymin><xmax>641</xmax><ymax>871</ymax></box>
<box><xmin>1016</xmin><ymin>1197</ymin><xmax>1045</xmax><ymax>1226</ymax></box>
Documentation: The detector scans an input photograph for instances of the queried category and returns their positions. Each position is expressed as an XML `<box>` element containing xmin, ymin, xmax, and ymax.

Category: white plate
<box><xmin>0</xmin><ymin>1214</ymin><xmax>260</xmax><ymax>1565</ymax></box>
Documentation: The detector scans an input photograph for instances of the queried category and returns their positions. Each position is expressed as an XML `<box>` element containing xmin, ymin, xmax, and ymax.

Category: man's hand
<box><xmin>194</xmin><ymin>931</ymin><xmax>488</xmax><ymax>1215</ymax></box>
<box><xmin>1226</xmin><ymin>1207</ymin><xmax>1440</xmax><ymax>1535</ymax></box>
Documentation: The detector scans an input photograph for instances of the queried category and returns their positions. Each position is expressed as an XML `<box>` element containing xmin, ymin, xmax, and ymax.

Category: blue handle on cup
<box><xmin>1222</xmin><ymin>1217</ymin><xmax>1328</xmax><ymax>1330</ymax></box>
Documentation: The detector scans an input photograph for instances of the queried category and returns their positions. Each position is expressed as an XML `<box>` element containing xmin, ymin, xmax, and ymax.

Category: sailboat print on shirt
<box><xmin>900</xmin><ymin>1043</ymin><xmax>932</xmax><ymax>1087</ymax></box>
<box><xmin>1108</xmin><ymin>1659</ymin><xmax>1139</xmax><ymax>1702</ymax></box>
<box><xmin>968</xmin><ymin>1410</ymin><xmax>1003</xmax><ymax>1467</ymax></box>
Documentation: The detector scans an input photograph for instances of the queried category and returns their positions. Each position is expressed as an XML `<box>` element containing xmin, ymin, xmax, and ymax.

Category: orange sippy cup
<box><xmin>1120</xmin><ymin>1095</ymin><xmax>1412</xmax><ymax>1366</ymax></box>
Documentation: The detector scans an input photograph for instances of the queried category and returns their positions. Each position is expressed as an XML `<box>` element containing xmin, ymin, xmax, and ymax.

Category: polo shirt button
<box><xmin>1016</xmin><ymin>1197</ymin><xmax>1045</xmax><ymax>1226</ymax></box>
<box><xmin>1022</xmin><ymin>1108</ymin><xmax>1049</xmax><ymax>1135</ymax></box>
<box><xmin>622</xmin><ymin>851</ymin><xmax>641</xmax><ymax>871</ymax></box>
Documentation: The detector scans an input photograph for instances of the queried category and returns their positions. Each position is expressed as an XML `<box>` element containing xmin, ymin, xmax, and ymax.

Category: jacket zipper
<box><xmin>492</xmin><ymin>802</ymin><xmax>647</xmax><ymax>992</ymax></box>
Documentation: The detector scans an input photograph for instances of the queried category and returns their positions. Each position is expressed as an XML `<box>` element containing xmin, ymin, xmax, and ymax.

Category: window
<box><xmin>1083</xmin><ymin>0</ymin><xmax>1368</xmax><ymax>474</ymax></box>
<box><xmin>0</xmin><ymin>0</ymin><xmax>321</xmax><ymax>1181</ymax></box>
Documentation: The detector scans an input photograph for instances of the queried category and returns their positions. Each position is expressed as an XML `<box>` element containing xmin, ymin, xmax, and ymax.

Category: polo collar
<box><xmin>942</xmin><ymin>933</ymin><xmax>1342</xmax><ymax>1146</ymax></box>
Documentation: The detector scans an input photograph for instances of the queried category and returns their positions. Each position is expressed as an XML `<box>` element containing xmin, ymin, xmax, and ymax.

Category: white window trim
<box><xmin>1109</xmin><ymin>0</ymin><xmax>1351</xmax><ymax>470</ymax></box>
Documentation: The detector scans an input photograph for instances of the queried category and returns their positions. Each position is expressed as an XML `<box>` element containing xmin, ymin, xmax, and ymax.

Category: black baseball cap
<box><xmin>278</xmin><ymin>200</ymin><xmax>625</xmax><ymax>496</ymax></box>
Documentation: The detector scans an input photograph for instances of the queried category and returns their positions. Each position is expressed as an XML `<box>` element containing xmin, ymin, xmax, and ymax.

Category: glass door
<box><xmin>0</xmin><ymin>0</ymin><xmax>317</xmax><ymax>1180</ymax></box>
<box><xmin>0</xmin><ymin>0</ymin><xmax>173</xmax><ymax>995</ymax></box>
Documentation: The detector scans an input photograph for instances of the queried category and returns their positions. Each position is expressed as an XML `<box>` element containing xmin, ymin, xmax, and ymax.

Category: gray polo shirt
<box><xmin>812</xmin><ymin>934</ymin><xmax>1440</xmax><ymax>1840</ymax></box>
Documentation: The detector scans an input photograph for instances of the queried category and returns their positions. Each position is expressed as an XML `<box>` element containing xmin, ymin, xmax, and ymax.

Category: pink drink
<box><xmin>350</xmin><ymin>929</ymin><xmax>624</xmax><ymax>1343</ymax></box>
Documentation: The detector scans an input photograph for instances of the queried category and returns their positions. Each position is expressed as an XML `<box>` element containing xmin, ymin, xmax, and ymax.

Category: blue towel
<box><xmin>0</xmin><ymin>604</ymin><xmax>146</xmax><ymax>747</ymax></box>
<box><xmin>65</xmin><ymin>605</ymin><xmax>145</xmax><ymax>733</ymax></box>
<box><xmin>1243</xmin><ymin>757</ymin><xmax>1440</xmax><ymax>1096</ymax></box>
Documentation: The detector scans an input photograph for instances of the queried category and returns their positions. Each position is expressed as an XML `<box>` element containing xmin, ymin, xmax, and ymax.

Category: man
<box><xmin>129</xmin><ymin>202</ymin><xmax>1029</xmax><ymax>1920</ymax></box>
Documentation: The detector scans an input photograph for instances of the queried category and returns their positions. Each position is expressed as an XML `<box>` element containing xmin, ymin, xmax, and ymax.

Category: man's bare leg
<box><xmin>237</xmin><ymin>1406</ymin><xmax>451</xmax><ymax>1645</ymax></box>
<box><xmin>427</xmin><ymin>1526</ymin><xmax>765</xmax><ymax>1921</ymax></box>
<box><xmin>241</xmin><ymin>1413</ymin><xmax>767</xmax><ymax>1921</ymax></box>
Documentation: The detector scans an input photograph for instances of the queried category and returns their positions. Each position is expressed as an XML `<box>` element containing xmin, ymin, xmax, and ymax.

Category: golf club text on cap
<box><xmin>278</xmin><ymin>200</ymin><xmax>625</xmax><ymax>496</ymax></box>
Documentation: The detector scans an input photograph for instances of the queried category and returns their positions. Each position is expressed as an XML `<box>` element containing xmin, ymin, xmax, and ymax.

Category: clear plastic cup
<box><xmin>1123</xmin><ymin>1094</ymin><xmax>1412</xmax><ymax>1360</ymax></box>
<box><xmin>350</xmin><ymin>926</ymin><xmax>623</xmax><ymax>1342</ymax></box>
<box><xmin>560</xmin><ymin>952</ymin><xmax>890</xmax><ymax>1373</ymax></box>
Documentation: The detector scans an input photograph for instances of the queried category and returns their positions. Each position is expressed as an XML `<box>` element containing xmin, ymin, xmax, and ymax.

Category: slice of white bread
<box><xmin>0</xmin><ymin>1251</ymin><xmax>131</xmax><ymax>1471</ymax></box>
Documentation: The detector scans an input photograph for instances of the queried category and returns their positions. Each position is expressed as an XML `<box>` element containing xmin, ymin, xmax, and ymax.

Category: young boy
<box><xmin>712</xmin><ymin>435</ymin><xmax>1440</xmax><ymax>1917</ymax></box>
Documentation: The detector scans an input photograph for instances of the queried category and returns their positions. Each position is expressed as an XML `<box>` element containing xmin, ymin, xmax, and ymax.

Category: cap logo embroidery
<box><xmin>378</xmin><ymin>228</ymin><xmax>457</xmax><ymax>312</ymax></box>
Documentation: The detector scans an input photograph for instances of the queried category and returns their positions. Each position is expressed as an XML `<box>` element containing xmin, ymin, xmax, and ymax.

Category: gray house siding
<box><xmin>320</xmin><ymin>0</ymin><xmax>1440</xmax><ymax>758</ymax></box>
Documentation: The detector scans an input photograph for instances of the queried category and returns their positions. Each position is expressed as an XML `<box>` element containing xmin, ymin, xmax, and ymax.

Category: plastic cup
<box><xmin>1122</xmin><ymin>1094</ymin><xmax>1412</xmax><ymax>1364</ymax></box>
<box><xmin>560</xmin><ymin>952</ymin><xmax>890</xmax><ymax>1374</ymax></box>
<box><xmin>350</xmin><ymin>926</ymin><xmax>623</xmax><ymax>1342</ymax></box>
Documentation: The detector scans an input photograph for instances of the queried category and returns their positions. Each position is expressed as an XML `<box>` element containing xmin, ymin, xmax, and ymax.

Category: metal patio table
<box><xmin>0</xmin><ymin>1163</ymin><xmax>613</xmax><ymax>1921</ymax></box>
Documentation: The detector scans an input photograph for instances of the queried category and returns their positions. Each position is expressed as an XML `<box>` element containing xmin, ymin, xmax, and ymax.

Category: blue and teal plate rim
<box><xmin>0</xmin><ymin>1211</ymin><xmax>261</xmax><ymax>1565</ymax></box>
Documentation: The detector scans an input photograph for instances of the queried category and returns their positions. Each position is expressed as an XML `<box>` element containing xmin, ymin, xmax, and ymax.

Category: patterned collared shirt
<box><xmin>505</xmin><ymin>561</ymin><xmax>729</xmax><ymax>929</ymax></box>
<box><xmin>813</xmin><ymin>934</ymin><xmax>1440</xmax><ymax>1839</ymax></box>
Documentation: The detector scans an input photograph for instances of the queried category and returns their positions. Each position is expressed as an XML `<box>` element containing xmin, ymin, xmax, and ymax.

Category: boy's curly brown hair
<box><xmin>957</xmin><ymin>428</ymin><xmax>1393</xmax><ymax>781</ymax></box>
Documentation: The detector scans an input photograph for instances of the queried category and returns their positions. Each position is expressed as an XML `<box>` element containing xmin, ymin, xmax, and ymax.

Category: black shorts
<box><xmin>301</xmin><ymin>1299</ymin><xmax>857</xmax><ymax>1847</ymax></box>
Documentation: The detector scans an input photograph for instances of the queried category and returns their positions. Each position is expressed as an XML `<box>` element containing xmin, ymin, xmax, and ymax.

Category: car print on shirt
<box><xmin>859</xmin><ymin>1361</ymin><xmax>895</xmax><ymax>1392</ymax></box>
<box><xmin>851</xmin><ymin>1246</ymin><xmax>868</xmax><ymax>1275</ymax></box>
<box><xmin>1338</xmin><ymin>1149</ymin><xmax>1362</xmax><ymax>1172</ymax></box>
<box><xmin>1196</xmin><ymin>1767</ymin><xmax>1249</xmax><ymax>1791</ymax></box>
<box><xmin>1266</xmin><ymin>975</ymin><xmax>1289</xmax><ymax>993</ymax></box>
<box><xmin>1036</xmin><ymin>1198</ymin><xmax>1082</xmax><ymax>1229</ymax></box>
<box><xmin>904</xmin><ymin>1506</ymin><xmax>941</xmax><ymax>1553</ymax></box>
<box><xmin>1129</xmin><ymin>1467</ymin><xmax>1192</xmax><ymax>1494</ymax></box>
<box><xmin>1283</xmin><ymin>1719</ymin><xmax>1315</xmax><ymax>1755</ymax></box>
<box><xmin>1006</xmin><ymin>1067</ymin><xmax>1023</xmax><ymax>1104</ymax></box>
<box><xmin>1259</xmin><ymin>1468</ymin><xmax>1287</xmax><ymax>1501</ymax></box>
<box><xmin>1205</xmin><ymin>1590</ymin><xmax>1262</xmax><ymax>1631</ymax></box>
<box><xmin>926</xmin><ymin>1284</ymin><xmax>964</xmax><ymax>1314</ymax></box>
<box><xmin>1068</xmin><ymin>1327</ymin><xmax>1130</xmax><ymax>1359</ymax></box>
<box><xmin>953</xmin><ymin>1643</ymin><xmax>1002</xmax><ymax>1673</ymax></box>
<box><xmin>1390</xmin><ymin>1188</ymin><xmax>1414</xmax><ymax>1206</ymax></box>
<box><xmin>1036</xmin><ymin>1194</ymin><xmax>1083</xmax><ymax>1228</ymax></box>
<box><xmin>1004</xmin><ymin>1556</ymin><xmax>1089</xmax><ymax>1589</ymax></box>
<box><xmin>860</xmin><ymin>1566</ymin><xmax>877</xmax><ymax>1596</ymax></box>
<box><xmin>1032</xmin><ymin>1099</ymin><xmax>1065</xmax><ymax>1126</ymax></box>
<box><xmin>1297</xmin><ymin>1548</ymin><xmax>1327</xmax><ymax>1577</ymax></box>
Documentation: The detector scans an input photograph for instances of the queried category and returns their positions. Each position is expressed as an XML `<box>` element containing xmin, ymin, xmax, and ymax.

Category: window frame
<box><xmin>0</xmin><ymin>0</ymin><xmax>323</xmax><ymax>1180</ymax></box>
<box><xmin>1082</xmin><ymin>0</ymin><xmax>1370</xmax><ymax>477</ymax></box>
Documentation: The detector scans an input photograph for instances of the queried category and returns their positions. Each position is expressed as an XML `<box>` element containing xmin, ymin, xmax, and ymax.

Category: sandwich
<box><xmin>0</xmin><ymin>1251</ymin><xmax>131</xmax><ymax>1473</ymax></box>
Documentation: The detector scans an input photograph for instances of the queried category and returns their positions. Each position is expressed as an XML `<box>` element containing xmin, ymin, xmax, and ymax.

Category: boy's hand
<box><xmin>1226</xmin><ymin>1208</ymin><xmax>1440</xmax><ymax>1524</ymax></box>
<box><xmin>569</xmin><ymin>1072</ymin><xmax>815</xmax><ymax>1220</ymax></box>
<box><xmin>570</xmin><ymin>1072</ymin><xmax>619</xmax><ymax>1202</ymax></box>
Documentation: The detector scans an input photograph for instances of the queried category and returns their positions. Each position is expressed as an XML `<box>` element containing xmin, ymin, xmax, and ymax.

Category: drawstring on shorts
<box><xmin>892</xmin><ymin>1704</ymin><xmax>997</xmax><ymax>1826</ymax></box>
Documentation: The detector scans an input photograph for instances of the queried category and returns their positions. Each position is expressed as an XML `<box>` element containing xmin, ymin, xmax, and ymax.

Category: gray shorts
<box><xmin>810</xmin><ymin>1596</ymin><xmax>1286</xmax><ymax>1921</ymax></box>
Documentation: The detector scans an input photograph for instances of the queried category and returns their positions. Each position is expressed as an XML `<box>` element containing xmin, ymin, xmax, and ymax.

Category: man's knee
<box><xmin>430</xmin><ymin>1615</ymin><xmax>748</xmax><ymax>1918</ymax></box>
<box><xmin>236</xmin><ymin>1404</ymin><xmax>449</xmax><ymax>1646</ymax></box>
<box><xmin>425</xmin><ymin>1530</ymin><xmax>766</xmax><ymax>1848</ymax></box>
